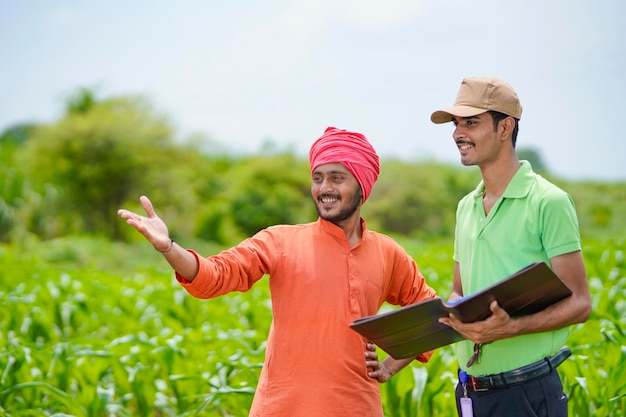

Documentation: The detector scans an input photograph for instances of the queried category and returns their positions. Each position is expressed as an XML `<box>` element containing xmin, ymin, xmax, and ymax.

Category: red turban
<box><xmin>309</xmin><ymin>127</ymin><xmax>380</xmax><ymax>203</ymax></box>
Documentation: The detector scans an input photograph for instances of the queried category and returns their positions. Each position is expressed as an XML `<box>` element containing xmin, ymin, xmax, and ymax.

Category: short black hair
<box><xmin>488</xmin><ymin>111</ymin><xmax>519</xmax><ymax>148</ymax></box>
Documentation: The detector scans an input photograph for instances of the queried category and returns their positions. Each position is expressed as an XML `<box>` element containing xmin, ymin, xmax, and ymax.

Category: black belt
<box><xmin>464</xmin><ymin>347</ymin><xmax>571</xmax><ymax>392</ymax></box>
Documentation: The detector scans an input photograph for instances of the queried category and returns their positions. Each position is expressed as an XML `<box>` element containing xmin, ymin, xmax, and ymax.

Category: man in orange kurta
<box><xmin>118</xmin><ymin>127</ymin><xmax>437</xmax><ymax>416</ymax></box>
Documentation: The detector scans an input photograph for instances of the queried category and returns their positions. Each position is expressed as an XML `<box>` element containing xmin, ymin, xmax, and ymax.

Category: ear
<box><xmin>499</xmin><ymin>116</ymin><xmax>515</xmax><ymax>141</ymax></box>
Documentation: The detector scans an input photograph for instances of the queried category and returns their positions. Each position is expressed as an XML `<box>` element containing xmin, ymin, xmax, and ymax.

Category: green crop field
<box><xmin>1</xmin><ymin>237</ymin><xmax>624</xmax><ymax>416</ymax></box>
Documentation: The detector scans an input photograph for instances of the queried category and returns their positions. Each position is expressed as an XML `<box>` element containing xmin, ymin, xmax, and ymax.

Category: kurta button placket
<box><xmin>347</xmin><ymin>249</ymin><xmax>361</xmax><ymax>316</ymax></box>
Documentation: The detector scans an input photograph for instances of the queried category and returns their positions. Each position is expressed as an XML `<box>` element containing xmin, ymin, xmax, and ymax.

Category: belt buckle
<box><xmin>470</xmin><ymin>376</ymin><xmax>490</xmax><ymax>392</ymax></box>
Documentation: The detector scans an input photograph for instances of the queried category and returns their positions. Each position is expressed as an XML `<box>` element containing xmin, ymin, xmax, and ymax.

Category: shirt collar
<box><xmin>317</xmin><ymin>217</ymin><xmax>368</xmax><ymax>239</ymax></box>
<box><xmin>473</xmin><ymin>160</ymin><xmax>535</xmax><ymax>201</ymax></box>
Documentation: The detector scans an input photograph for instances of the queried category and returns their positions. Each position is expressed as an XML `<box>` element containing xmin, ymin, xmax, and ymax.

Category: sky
<box><xmin>2</xmin><ymin>0</ymin><xmax>624</xmax><ymax>181</ymax></box>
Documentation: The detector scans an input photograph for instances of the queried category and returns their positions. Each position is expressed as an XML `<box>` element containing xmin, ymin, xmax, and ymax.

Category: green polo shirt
<box><xmin>453</xmin><ymin>161</ymin><xmax>581</xmax><ymax>376</ymax></box>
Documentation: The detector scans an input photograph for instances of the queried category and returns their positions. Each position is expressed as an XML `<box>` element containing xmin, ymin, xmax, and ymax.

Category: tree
<box><xmin>363</xmin><ymin>160</ymin><xmax>480</xmax><ymax>239</ymax></box>
<box><xmin>517</xmin><ymin>147</ymin><xmax>548</xmax><ymax>173</ymax></box>
<box><xmin>20</xmin><ymin>91</ymin><xmax>181</xmax><ymax>239</ymax></box>
<box><xmin>228</xmin><ymin>154</ymin><xmax>313</xmax><ymax>236</ymax></box>
<box><xmin>0</xmin><ymin>123</ymin><xmax>43</xmax><ymax>241</ymax></box>
<box><xmin>65</xmin><ymin>87</ymin><xmax>98</xmax><ymax>115</ymax></box>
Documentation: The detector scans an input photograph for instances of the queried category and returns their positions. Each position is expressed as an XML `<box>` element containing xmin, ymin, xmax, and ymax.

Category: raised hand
<box><xmin>117</xmin><ymin>195</ymin><xmax>172</xmax><ymax>252</ymax></box>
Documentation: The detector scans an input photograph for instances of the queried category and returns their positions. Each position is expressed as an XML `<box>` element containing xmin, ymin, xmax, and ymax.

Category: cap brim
<box><xmin>430</xmin><ymin>105</ymin><xmax>489</xmax><ymax>124</ymax></box>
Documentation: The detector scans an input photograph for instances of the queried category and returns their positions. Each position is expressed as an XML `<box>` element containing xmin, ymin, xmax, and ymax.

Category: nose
<box><xmin>319</xmin><ymin>177</ymin><xmax>335</xmax><ymax>193</ymax></box>
<box><xmin>453</xmin><ymin>124</ymin><xmax>465</xmax><ymax>141</ymax></box>
<box><xmin>312</xmin><ymin>176</ymin><xmax>334</xmax><ymax>195</ymax></box>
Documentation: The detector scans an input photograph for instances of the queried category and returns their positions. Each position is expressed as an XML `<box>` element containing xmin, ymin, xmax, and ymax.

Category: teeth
<box><xmin>322</xmin><ymin>197</ymin><xmax>338</xmax><ymax>203</ymax></box>
<box><xmin>459</xmin><ymin>144</ymin><xmax>473</xmax><ymax>150</ymax></box>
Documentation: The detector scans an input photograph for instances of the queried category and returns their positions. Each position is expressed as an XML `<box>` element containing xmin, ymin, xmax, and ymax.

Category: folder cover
<box><xmin>349</xmin><ymin>262</ymin><xmax>572</xmax><ymax>359</ymax></box>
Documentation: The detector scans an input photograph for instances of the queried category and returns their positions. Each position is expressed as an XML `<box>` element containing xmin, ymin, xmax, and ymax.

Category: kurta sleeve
<box><xmin>176</xmin><ymin>230</ymin><xmax>276</xmax><ymax>299</ymax></box>
<box><xmin>382</xmin><ymin>237</ymin><xmax>438</xmax><ymax>363</ymax></box>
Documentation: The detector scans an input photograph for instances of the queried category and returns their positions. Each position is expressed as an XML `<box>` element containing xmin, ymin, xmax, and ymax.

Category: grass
<box><xmin>0</xmin><ymin>236</ymin><xmax>624</xmax><ymax>416</ymax></box>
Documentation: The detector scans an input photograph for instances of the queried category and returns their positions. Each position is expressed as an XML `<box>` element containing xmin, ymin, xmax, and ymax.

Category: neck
<box><xmin>333</xmin><ymin>215</ymin><xmax>363</xmax><ymax>248</ymax></box>
<box><xmin>479</xmin><ymin>155</ymin><xmax>521</xmax><ymax>199</ymax></box>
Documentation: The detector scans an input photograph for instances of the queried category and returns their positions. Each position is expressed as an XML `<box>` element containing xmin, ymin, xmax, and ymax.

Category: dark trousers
<box><xmin>455</xmin><ymin>370</ymin><xmax>568</xmax><ymax>417</ymax></box>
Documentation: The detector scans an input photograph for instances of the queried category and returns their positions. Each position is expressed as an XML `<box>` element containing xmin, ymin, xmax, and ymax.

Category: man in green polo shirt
<box><xmin>433</xmin><ymin>77</ymin><xmax>591</xmax><ymax>417</ymax></box>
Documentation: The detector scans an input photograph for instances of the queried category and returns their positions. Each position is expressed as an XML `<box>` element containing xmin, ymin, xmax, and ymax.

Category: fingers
<box><xmin>366</xmin><ymin>359</ymin><xmax>389</xmax><ymax>383</ymax></box>
<box><xmin>489</xmin><ymin>301</ymin><xmax>511</xmax><ymax>322</ymax></box>
<box><xmin>366</xmin><ymin>359</ymin><xmax>380</xmax><ymax>369</ymax></box>
<box><xmin>365</xmin><ymin>343</ymin><xmax>378</xmax><ymax>367</ymax></box>
<box><xmin>364</xmin><ymin>344</ymin><xmax>394</xmax><ymax>383</ymax></box>
<box><xmin>117</xmin><ymin>196</ymin><xmax>153</xmax><ymax>220</ymax></box>
<box><xmin>117</xmin><ymin>199</ymin><xmax>150</xmax><ymax>234</ymax></box>
<box><xmin>117</xmin><ymin>208</ymin><xmax>130</xmax><ymax>218</ymax></box>
<box><xmin>490</xmin><ymin>301</ymin><xmax>507</xmax><ymax>315</ymax></box>
<box><xmin>139</xmin><ymin>195</ymin><xmax>156</xmax><ymax>218</ymax></box>
<box><xmin>366</xmin><ymin>358</ymin><xmax>382</xmax><ymax>378</ymax></box>
<box><xmin>117</xmin><ymin>209</ymin><xmax>141</xmax><ymax>227</ymax></box>
<box><xmin>117</xmin><ymin>196</ymin><xmax>155</xmax><ymax>227</ymax></box>
<box><xmin>438</xmin><ymin>313</ymin><xmax>456</xmax><ymax>327</ymax></box>
<box><xmin>365</xmin><ymin>343</ymin><xmax>384</xmax><ymax>380</ymax></box>
<box><xmin>364</xmin><ymin>343</ymin><xmax>379</xmax><ymax>363</ymax></box>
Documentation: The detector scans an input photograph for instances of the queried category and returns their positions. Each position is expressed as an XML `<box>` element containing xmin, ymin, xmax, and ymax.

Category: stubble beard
<box><xmin>315</xmin><ymin>188</ymin><xmax>363</xmax><ymax>225</ymax></box>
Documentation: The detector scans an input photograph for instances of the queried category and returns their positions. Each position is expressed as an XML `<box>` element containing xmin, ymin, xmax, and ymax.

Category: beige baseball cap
<box><xmin>431</xmin><ymin>77</ymin><xmax>523</xmax><ymax>124</ymax></box>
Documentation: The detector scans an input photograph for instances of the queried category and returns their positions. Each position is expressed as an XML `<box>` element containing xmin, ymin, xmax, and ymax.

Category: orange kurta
<box><xmin>177</xmin><ymin>218</ymin><xmax>436</xmax><ymax>416</ymax></box>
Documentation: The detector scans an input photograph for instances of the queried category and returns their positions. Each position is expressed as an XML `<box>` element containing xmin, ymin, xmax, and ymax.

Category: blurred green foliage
<box><xmin>0</xmin><ymin>89</ymin><xmax>624</xmax><ymax>245</ymax></box>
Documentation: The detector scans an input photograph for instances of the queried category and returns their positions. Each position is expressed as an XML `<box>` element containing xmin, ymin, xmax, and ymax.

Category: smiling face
<box><xmin>451</xmin><ymin>112</ymin><xmax>509</xmax><ymax>167</ymax></box>
<box><xmin>311</xmin><ymin>162</ymin><xmax>363</xmax><ymax>225</ymax></box>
